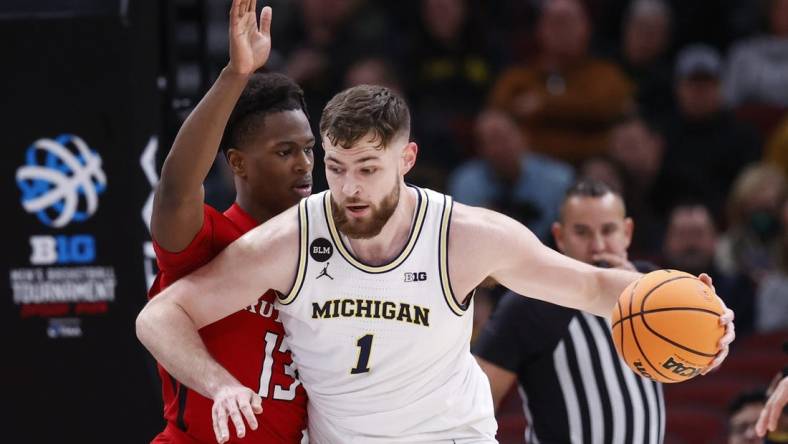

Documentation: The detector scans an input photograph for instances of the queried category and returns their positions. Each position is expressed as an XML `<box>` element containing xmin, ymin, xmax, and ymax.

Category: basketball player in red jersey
<box><xmin>148</xmin><ymin>2</ymin><xmax>313</xmax><ymax>442</ymax></box>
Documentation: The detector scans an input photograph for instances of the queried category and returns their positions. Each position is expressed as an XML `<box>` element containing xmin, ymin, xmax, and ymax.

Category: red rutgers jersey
<box><xmin>148</xmin><ymin>204</ymin><xmax>307</xmax><ymax>444</ymax></box>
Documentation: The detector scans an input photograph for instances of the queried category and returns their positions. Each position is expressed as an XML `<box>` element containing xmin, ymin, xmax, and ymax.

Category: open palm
<box><xmin>228</xmin><ymin>0</ymin><xmax>272</xmax><ymax>75</ymax></box>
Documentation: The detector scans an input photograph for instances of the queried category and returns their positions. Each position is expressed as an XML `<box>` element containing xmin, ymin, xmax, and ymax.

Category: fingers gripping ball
<box><xmin>611</xmin><ymin>270</ymin><xmax>725</xmax><ymax>383</ymax></box>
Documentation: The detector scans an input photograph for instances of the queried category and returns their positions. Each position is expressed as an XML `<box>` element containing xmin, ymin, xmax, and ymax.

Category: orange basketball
<box><xmin>611</xmin><ymin>269</ymin><xmax>725</xmax><ymax>383</ymax></box>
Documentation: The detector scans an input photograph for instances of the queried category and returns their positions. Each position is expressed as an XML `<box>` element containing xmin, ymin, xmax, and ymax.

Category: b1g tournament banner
<box><xmin>12</xmin><ymin>134</ymin><xmax>114</xmax><ymax>331</ymax></box>
<box><xmin>0</xmin><ymin>2</ymin><xmax>163</xmax><ymax>442</ymax></box>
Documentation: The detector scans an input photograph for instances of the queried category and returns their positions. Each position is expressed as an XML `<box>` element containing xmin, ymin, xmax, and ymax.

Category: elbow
<box><xmin>135</xmin><ymin>302</ymin><xmax>155</xmax><ymax>348</ymax></box>
<box><xmin>136</xmin><ymin>298</ymin><xmax>173</xmax><ymax>349</ymax></box>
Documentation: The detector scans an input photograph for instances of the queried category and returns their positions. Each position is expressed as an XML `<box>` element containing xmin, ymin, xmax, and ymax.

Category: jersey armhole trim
<box><xmin>439</xmin><ymin>195</ymin><xmax>469</xmax><ymax>316</ymax></box>
<box><xmin>279</xmin><ymin>199</ymin><xmax>309</xmax><ymax>305</ymax></box>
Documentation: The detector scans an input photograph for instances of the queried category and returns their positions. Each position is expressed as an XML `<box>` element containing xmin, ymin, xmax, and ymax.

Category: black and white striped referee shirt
<box><xmin>474</xmin><ymin>291</ymin><xmax>665</xmax><ymax>444</ymax></box>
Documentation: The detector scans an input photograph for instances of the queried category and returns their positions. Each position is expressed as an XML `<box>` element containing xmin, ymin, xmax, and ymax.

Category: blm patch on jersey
<box><xmin>310</xmin><ymin>238</ymin><xmax>333</xmax><ymax>262</ymax></box>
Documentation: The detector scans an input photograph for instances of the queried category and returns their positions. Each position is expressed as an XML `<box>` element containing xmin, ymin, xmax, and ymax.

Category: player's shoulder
<box><xmin>449</xmin><ymin>202</ymin><xmax>517</xmax><ymax>237</ymax></box>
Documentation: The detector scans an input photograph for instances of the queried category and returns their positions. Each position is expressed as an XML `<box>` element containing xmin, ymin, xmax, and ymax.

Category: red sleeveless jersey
<box><xmin>148</xmin><ymin>204</ymin><xmax>307</xmax><ymax>443</ymax></box>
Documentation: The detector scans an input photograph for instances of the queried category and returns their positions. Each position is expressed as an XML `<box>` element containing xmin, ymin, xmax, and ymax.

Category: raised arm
<box><xmin>449</xmin><ymin>204</ymin><xmax>639</xmax><ymax>318</ymax></box>
<box><xmin>151</xmin><ymin>0</ymin><xmax>272</xmax><ymax>251</ymax></box>
<box><xmin>136</xmin><ymin>204</ymin><xmax>299</xmax><ymax>442</ymax></box>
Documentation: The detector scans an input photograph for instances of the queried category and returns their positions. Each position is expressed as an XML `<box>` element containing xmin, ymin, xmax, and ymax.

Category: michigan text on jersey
<box><xmin>312</xmin><ymin>299</ymin><xmax>430</xmax><ymax>326</ymax></box>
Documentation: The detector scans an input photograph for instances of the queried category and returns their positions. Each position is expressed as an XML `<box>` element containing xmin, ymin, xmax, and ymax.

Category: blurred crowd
<box><xmin>205</xmin><ymin>0</ymin><xmax>788</xmax><ymax>338</ymax></box>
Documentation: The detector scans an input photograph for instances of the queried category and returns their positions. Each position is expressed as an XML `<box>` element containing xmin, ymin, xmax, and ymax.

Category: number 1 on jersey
<box><xmin>351</xmin><ymin>334</ymin><xmax>374</xmax><ymax>374</ymax></box>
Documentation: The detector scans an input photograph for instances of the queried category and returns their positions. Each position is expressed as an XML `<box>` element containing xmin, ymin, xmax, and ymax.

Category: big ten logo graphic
<box><xmin>404</xmin><ymin>272</ymin><xmax>427</xmax><ymax>282</ymax></box>
<box><xmin>30</xmin><ymin>234</ymin><xmax>96</xmax><ymax>265</ymax></box>
<box><xmin>662</xmin><ymin>356</ymin><xmax>702</xmax><ymax>378</ymax></box>
<box><xmin>16</xmin><ymin>135</ymin><xmax>107</xmax><ymax>228</ymax></box>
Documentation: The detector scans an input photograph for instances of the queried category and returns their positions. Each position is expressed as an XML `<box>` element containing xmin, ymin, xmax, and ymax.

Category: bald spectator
<box><xmin>449</xmin><ymin>109</ymin><xmax>573</xmax><ymax>241</ymax></box>
<box><xmin>489</xmin><ymin>0</ymin><xmax>634</xmax><ymax>165</ymax></box>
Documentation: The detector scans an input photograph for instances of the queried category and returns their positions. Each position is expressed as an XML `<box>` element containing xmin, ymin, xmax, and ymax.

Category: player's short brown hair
<box><xmin>320</xmin><ymin>85</ymin><xmax>410</xmax><ymax>149</ymax></box>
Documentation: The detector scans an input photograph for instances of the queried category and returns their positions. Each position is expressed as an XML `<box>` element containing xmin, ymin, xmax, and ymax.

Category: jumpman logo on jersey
<box><xmin>317</xmin><ymin>262</ymin><xmax>334</xmax><ymax>280</ymax></box>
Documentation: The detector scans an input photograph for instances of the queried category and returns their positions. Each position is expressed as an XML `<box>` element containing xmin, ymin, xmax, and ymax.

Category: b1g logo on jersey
<box><xmin>310</xmin><ymin>238</ymin><xmax>333</xmax><ymax>262</ymax></box>
<box><xmin>404</xmin><ymin>272</ymin><xmax>427</xmax><ymax>282</ymax></box>
<box><xmin>30</xmin><ymin>234</ymin><xmax>96</xmax><ymax>265</ymax></box>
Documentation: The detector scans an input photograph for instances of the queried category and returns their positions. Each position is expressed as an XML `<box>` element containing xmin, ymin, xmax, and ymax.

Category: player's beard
<box><xmin>331</xmin><ymin>181</ymin><xmax>400</xmax><ymax>239</ymax></box>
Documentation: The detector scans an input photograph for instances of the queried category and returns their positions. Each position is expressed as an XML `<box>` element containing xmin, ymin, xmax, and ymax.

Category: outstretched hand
<box><xmin>697</xmin><ymin>273</ymin><xmax>736</xmax><ymax>375</ymax></box>
<box><xmin>756</xmin><ymin>375</ymin><xmax>788</xmax><ymax>437</ymax></box>
<box><xmin>228</xmin><ymin>0</ymin><xmax>272</xmax><ymax>75</ymax></box>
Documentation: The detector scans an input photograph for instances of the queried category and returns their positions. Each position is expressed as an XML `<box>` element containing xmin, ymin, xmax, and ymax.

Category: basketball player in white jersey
<box><xmin>136</xmin><ymin>11</ymin><xmax>735</xmax><ymax>442</ymax></box>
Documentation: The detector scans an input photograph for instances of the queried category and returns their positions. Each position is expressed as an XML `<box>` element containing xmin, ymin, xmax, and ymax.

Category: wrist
<box><xmin>222</xmin><ymin>65</ymin><xmax>254</xmax><ymax>80</ymax></box>
<box><xmin>205</xmin><ymin>367</ymin><xmax>241</xmax><ymax>399</ymax></box>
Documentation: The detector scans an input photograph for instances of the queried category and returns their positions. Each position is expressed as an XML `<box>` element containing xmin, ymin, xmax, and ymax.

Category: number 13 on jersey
<box><xmin>351</xmin><ymin>334</ymin><xmax>374</xmax><ymax>374</ymax></box>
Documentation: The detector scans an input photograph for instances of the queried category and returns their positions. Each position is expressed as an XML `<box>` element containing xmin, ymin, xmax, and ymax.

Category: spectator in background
<box><xmin>474</xmin><ymin>180</ymin><xmax>664</xmax><ymax>444</ymax></box>
<box><xmin>729</xmin><ymin>389</ymin><xmax>768</xmax><ymax>444</ymax></box>
<box><xmin>407</xmin><ymin>0</ymin><xmax>496</xmax><ymax>173</ymax></box>
<box><xmin>661</xmin><ymin>44</ymin><xmax>762</xmax><ymax>216</ymax></box>
<box><xmin>662</xmin><ymin>202</ymin><xmax>756</xmax><ymax>334</ymax></box>
<box><xmin>724</xmin><ymin>0</ymin><xmax>788</xmax><ymax>108</ymax></box>
<box><xmin>274</xmin><ymin>0</ymin><xmax>392</xmax><ymax>127</ymax></box>
<box><xmin>342</xmin><ymin>55</ymin><xmax>446</xmax><ymax>191</ymax></box>
<box><xmin>594</xmin><ymin>0</ymin><xmax>758</xmax><ymax>56</ymax></box>
<box><xmin>617</xmin><ymin>0</ymin><xmax>675</xmax><ymax>124</ymax></box>
<box><xmin>577</xmin><ymin>154</ymin><xmax>627</xmax><ymax>194</ymax></box>
<box><xmin>344</xmin><ymin>56</ymin><xmax>403</xmax><ymax>93</ymax></box>
<box><xmin>764</xmin><ymin>116</ymin><xmax>788</xmax><ymax>178</ymax></box>
<box><xmin>754</xmin><ymin>198</ymin><xmax>788</xmax><ymax>332</ymax></box>
<box><xmin>449</xmin><ymin>109</ymin><xmax>573</xmax><ymax>241</ymax></box>
<box><xmin>608</xmin><ymin>114</ymin><xmax>667</xmax><ymax>257</ymax></box>
<box><xmin>489</xmin><ymin>0</ymin><xmax>634</xmax><ymax>166</ymax></box>
<box><xmin>717</xmin><ymin>163</ymin><xmax>787</xmax><ymax>281</ymax></box>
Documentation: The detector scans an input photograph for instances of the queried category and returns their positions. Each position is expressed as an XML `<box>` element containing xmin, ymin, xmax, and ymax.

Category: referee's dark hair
<box><xmin>558</xmin><ymin>179</ymin><xmax>626</xmax><ymax>221</ymax></box>
<box><xmin>565</xmin><ymin>179</ymin><xmax>614</xmax><ymax>199</ymax></box>
<box><xmin>219</xmin><ymin>72</ymin><xmax>309</xmax><ymax>158</ymax></box>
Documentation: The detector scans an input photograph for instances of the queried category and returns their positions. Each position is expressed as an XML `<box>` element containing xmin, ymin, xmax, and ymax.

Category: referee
<box><xmin>474</xmin><ymin>180</ymin><xmax>664</xmax><ymax>444</ymax></box>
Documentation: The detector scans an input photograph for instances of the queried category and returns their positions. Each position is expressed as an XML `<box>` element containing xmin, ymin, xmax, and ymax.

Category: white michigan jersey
<box><xmin>276</xmin><ymin>186</ymin><xmax>497</xmax><ymax>443</ymax></box>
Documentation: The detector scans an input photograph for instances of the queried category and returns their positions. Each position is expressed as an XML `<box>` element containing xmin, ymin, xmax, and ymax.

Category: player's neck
<box><xmin>234</xmin><ymin>193</ymin><xmax>275</xmax><ymax>225</ymax></box>
<box><xmin>344</xmin><ymin>185</ymin><xmax>417</xmax><ymax>266</ymax></box>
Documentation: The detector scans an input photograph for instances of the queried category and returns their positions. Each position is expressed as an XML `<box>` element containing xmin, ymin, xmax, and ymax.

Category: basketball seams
<box><xmin>612</xmin><ymin>271</ymin><xmax>724</xmax><ymax>383</ymax></box>
<box><xmin>611</xmin><ymin>307</ymin><xmax>722</xmax><ymax>330</ymax></box>
<box><xmin>616</xmin><ymin>281</ymin><xmax>635</xmax><ymax>365</ymax></box>
<box><xmin>628</xmin><ymin>276</ymin><xmax>679</xmax><ymax>382</ymax></box>
<box><xmin>639</xmin><ymin>277</ymin><xmax>720</xmax><ymax>358</ymax></box>
<box><xmin>629</xmin><ymin>316</ymin><xmax>679</xmax><ymax>382</ymax></box>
